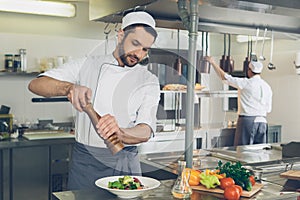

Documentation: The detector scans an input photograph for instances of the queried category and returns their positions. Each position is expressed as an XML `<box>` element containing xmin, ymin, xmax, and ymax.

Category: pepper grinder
<box><xmin>82</xmin><ymin>103</ymin><xmax>124</xmax><ymax>155</ymax></box>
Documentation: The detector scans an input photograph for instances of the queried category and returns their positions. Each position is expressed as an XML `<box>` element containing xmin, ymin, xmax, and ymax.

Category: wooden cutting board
<box><xmin>191</xmin><ymin>183</ymin><xmax>263</xmax><ymax>198</ymax></box>
<box><xmin>280</xmin><ymin>170</ymin><xmax>300</xmax><ymax>180</ymax></box>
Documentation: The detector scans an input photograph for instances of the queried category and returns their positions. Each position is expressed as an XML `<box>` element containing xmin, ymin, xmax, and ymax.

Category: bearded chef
<box><xmin>28</xmin><ymin>11</ymin><xmax>160</xmax><ymax>189</ymax></box>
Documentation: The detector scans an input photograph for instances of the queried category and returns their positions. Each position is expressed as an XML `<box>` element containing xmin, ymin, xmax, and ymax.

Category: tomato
<box><xmin>185</xmin><ymin>168</ymin><xmax>201</xmax><ymax>186</ymax></box>
<box><xmin>220</xmin><ymin>177</ymin><xmax>235</xmax><ymax>190</ymax></box>
<box><xmin>224</xmin><ymin>185</ymin><xmax>241</xmax><ymax>200</ymax></box>
<box><xmin>249</xmin><ymin>175</ymin><xmax>256</xmax><ymax>186</ymax></box>
<box><xmin>232</xmin><ymin>185</ymin><xmax>243</xmax><ymax>195</ymax></box>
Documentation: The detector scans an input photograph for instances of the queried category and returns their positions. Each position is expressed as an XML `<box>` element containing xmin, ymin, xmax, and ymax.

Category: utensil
<box><xmin>95</xmin><ymin>176</ymin><xmax>161</xmax><ymax>199</ymax></box>
<box><xmin>225</xmin><ymin>34</ymin><xmax>234</xmax><ymax>72</ymax></box>
<box><xmin>82</xmin><ymin>103</ymin><xmax>124</xmax><ymax>155</ymax></box>
<box><xmin>259</xmin><ymin>27</ymin><xmax>268</xmax><ymax>61</ymax></box>
<box><xmin>220</xmin><ymin>34</ymin><xmax>226</xmax><ymax>70</ymax></box>
<box><xmin>243</xmin><ymin>36</ymin><xmax>250</xmax><ymax>75</ymax></box>
<box><xmin>251</xmin><ymin>28</ymin><xmax>259</xmax><ymax>61</ymax></box>
<box><xmin>268</xmin><ymin>30</ymin><xmax>276</xmax><ymax>70</ymax></box>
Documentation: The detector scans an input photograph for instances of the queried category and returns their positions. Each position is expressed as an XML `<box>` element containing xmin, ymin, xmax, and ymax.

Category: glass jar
<box><xmin>5</xmin><ymin>54</ymin><xmax>14</xmax><ymax>72</ymax></box>
<box><xmin>13</xmin><ymin>54</ymin><xmax>21</xmax><ymax>72</ymax></box>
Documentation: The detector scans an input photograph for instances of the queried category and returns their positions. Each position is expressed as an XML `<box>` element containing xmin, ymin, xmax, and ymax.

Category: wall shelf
<box><xmin>0</xmin><ymin>71</ymin><xmax>39</xmax><ymax>77</ymax></box>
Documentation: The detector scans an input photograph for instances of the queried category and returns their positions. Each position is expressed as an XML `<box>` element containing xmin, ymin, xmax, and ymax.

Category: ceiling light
<box><xmin>0</xmin><ymin>0</ymin><xmax>76</xmax><ymax>18</ymax></box>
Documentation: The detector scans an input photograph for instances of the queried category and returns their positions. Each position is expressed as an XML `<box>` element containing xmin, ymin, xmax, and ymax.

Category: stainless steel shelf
<box><xmin>160</xmin><ymin>90</ymin><xmax>238</xmax><ymax>98</ymax></box>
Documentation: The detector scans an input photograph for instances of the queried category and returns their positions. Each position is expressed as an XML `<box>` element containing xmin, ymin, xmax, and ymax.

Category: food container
<box><xmin>5</xmin><ymin>54</ymin><xmax>14</xmax><ymax>72</ymax></box>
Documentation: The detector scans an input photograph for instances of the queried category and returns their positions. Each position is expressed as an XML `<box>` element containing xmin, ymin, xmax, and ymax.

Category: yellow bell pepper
<box><xmin>184</xmin><ymin>168</ymin><xmax>201</xmax><ymax>186</ymax></box>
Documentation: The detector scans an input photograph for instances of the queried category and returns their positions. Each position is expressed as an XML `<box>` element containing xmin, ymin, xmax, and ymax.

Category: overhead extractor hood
<box><xmin>89</xmin><ymin>0</ymin><xmax>300</xmax><ymax>37</ymax></box>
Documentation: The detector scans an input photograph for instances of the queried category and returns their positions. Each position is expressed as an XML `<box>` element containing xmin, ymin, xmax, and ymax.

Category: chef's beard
<box><xmin>118</xmin><ymin>42</ymin><xmax>140</xmax><ymax>68</ymax></box>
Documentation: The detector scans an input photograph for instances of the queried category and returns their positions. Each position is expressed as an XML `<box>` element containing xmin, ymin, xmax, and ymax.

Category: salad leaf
<box><xmin>108</xmin><ymin>176</ymin><xmax>144</xmax><ymax>190</ymax></box>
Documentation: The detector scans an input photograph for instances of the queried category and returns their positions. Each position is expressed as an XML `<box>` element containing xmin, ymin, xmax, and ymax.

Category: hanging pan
<box><xmin>220</xmin><ymin>34</ymin><xmax>226</xmax><ymax>70</ymax></box>
<box><xmin>199</xmin><ymin>32</ymin><xmax>210</xmax><ymax>73</ymax></box>
<box><xmin>225</xmin><ymin>34</ymin><xmax>234</xmax><ymax>72</ymax></box>
<box><xmin>174</xmin><ymin>29</ymin><xmax>182</xmax><ymax>75</ymax></box>
<box><xmin>243</xmin><ymin>36</ymin><xmax>250</xmax><ymax>75</ymax></box>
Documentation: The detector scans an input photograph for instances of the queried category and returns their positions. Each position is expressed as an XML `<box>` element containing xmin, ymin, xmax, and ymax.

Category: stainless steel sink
<box><xmin>143</xmin><ymin>150</ymin><xmax>226</xmax><ymax>172</ymax></box>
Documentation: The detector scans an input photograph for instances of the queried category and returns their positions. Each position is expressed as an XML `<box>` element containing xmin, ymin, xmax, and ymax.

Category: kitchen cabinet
<box><xmin>206</xmin><ymin>128</ymin><xmax>235</xmax><ymax>149</ymax></box>
<box><xmin>11</xmin><ymin>146</ymin><xmax>49</xmax><ymax>200</ymax></box>
<box><xmin>0</xmin><ymin>138</ymin><xmax>75</xmax><ymax>200</ymax></box>
<box><xmin>205</xmin><ymin>124</ymin><xmax>281</xmax><ymax>149</ymax></box>
<box><xmin>267</xmin><ymin>125</ymin><xmax>282</xmax><ymax>143</ymax></box>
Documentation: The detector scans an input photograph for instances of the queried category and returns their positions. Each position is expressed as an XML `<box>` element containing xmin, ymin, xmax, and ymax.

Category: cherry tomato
<box><xmin>249</xmin><ymin>175</ymin><xmax>256</xmax><ymax>186</ymax></box>
<box><xmin>224</xmin><ymin>185</ymin><xmax>241</xmax><ymax>200</ymax></box>
<box><xmin>220</xmin><ymin>177</ymin><xmax>235</xmax><ymax>190</ymax></box>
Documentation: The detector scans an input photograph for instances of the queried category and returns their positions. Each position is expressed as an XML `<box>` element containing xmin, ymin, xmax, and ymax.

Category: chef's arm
<box><xmin>204</xmin><ymin>56</ymin><xmax>226</xmax><ymax>80</ymax></box>
<box><xmin>28</xmin><ymin>76</ymin><xmax>91</xmax><ymax>112</ymax></box>
<box><xmin>119</xmin><ymin>123</ymin><xmax>152</xmax><ymax>144</ymax></box>
<box><xmin>28</xmin><ymin>76</ymin><xmax>74</xmax><ymax>97</ymax></box>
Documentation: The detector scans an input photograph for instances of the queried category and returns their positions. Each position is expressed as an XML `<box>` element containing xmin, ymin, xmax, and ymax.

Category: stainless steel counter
<box><xmin>53</xmin><ymin>143</ymin><xmax>300</xmax><ymax>200</ymax></box>
<box><xmin>52</xmin><ymin>179</ymin><xmax>299</xmax><ymax>200</ymax></box>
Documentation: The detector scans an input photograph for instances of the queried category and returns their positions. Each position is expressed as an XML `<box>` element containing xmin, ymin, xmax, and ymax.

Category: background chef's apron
<box><xmin>234</xmin><ymin>115</ymin><xmax>268</xmax><ymax>146</ymax></box>
<box><xmin>67</xmin><ymin>142</ymin><xmax>141</xmax><ymax>190</ymax></box>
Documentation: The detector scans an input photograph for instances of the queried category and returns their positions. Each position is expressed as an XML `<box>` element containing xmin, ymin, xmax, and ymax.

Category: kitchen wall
<box><xmin>0</xmin><ymin>2</ymin><xmax>193</xmax><ymax>126</ymax></box>
<box><xmin>0</xmin><ymin>2</ymin><xmax>103</xmax><ymax>125</ymax></box>
<box><xmin>0</xmin><ymin>2</ymin><xmax>299</xmax><ymax>143</ymax></box>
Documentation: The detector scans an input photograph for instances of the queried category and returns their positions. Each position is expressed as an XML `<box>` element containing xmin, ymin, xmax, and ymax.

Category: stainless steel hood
<box><xmin>89</xmin><ymin>0</ymin><xmax>300</xmax><ymax>37</ymax></box>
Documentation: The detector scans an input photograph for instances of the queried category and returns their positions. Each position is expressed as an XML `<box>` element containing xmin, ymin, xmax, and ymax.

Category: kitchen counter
<box><xmin>53</xmin><ymin>143</ymin><xmax>300</xmax><ymax>200</ymax></box>
<box><xmin>52</xmin><ymin>179</ymin><xmax>299</xmax><ymax>200</ymax></box>
<box><xmin>0</xmin><ymin>135</ymin><xmax>75</xmax><ymax>149</ymax></box>
<box><xmin>138</xmin><ymin>124</ymin><xmax>281</xmax><ymax>154</ymax></box>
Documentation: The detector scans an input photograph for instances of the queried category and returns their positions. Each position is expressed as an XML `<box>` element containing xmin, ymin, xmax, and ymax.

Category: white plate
<box><xmin>95</xmin><ymin>176</ymin><xmax>160</xmax><ymax>199</ymax></box>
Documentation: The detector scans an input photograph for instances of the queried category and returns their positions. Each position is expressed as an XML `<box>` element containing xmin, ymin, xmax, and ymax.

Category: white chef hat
<box><xmin>121</xmin><ymin>11</ymin><xmax>156</xmax><ymax>30</ymax></box>
<box><xmin>249</xmin><ymin>61</ymin><xmax>263</xmax><ymax>73</ymax></box>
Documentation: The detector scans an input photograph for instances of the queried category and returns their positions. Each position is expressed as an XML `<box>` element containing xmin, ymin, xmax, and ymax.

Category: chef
<box><xmin>28</xmin><ymin>11</ymin><xmax>160</xmax><ymax>189</ymax></box>
<box><xmin>205</xmin><ymin>56</ymin><xmax>272</xmax><ymax>146</ymax></box>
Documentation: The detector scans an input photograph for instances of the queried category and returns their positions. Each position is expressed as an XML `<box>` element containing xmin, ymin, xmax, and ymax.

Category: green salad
<box><xmin>108</xmin><ymin>176</ymin><xmax>144</xmax><ymax>190</ymax></box>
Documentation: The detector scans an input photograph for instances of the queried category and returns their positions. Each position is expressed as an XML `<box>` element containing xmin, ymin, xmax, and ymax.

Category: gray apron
<box><xmin>234</xmin><ymin>115</ymin><xmax>268</xmax><ymax>146</ymax></box>
<box><xmin>67</xmin><ymin>142</ymin><xmax>141</xmax><ymax>190</ymax></box>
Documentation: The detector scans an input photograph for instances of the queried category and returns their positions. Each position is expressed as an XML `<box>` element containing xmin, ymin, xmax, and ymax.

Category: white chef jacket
<box><xmin>224</xmin><ymin>74</ymin><xmax>272</xmax><ymax>122</ymax></box>
<box><xmin>41</xmin><ymin>54</ymin><xmax>160</xmax><ymax>148</ymax></box>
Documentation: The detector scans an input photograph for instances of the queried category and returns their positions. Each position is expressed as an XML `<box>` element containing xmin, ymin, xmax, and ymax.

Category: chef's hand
<box><xmin>204</xmin><ymin>56</ymin><xmax>215</xmax><ymax>64</ymax></box>
<box><xmin>67</xmin><ymin>84</ymin><xmax>92</xmax><ymax>112</ymax></box>
<box><xmin>96</xmin><ymin>114</ymin><xmax>121</xmax><ymax>140</ymax></box>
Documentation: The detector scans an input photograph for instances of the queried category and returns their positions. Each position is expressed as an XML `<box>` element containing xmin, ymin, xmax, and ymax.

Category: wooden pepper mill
<box><xmin>82</xmin><ymin>103</ymin><xmax>124</xmax><ymax>155</ymax></box>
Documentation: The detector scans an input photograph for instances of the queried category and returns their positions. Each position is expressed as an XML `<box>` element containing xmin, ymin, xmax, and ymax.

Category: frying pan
<box><xmin>225</xmin><ymin>34</ymin><xmax>234</xmax><ymax>72</ymax></box>
<box><xmin>220</xmin><ymin>34</ymin><xmax>226</xmax><ymax>70</ymax></box>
